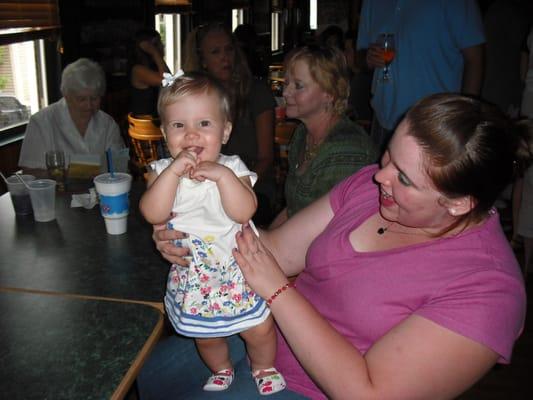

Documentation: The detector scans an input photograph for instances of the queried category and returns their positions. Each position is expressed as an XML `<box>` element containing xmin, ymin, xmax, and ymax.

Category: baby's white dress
<box><xmin>150</xmin><ymin>154</ymin><xmax>270</xmax><ymax>338</ymax></box>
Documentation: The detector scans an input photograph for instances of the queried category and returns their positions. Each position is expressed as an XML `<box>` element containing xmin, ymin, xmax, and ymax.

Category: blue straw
<box><xmin>106</xmin><ymin>148</ymin><xmax>115</xmax><ymax>178</ymax></box>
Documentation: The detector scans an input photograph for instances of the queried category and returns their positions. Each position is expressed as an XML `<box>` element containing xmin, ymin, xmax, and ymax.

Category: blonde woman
<box><xmin>270</xmin><ymin>45</ymin><xmax>377</xmax><ymax>227</ymax></box>
<box><xmin>184</xmin><ymin>22</ymin><xmax>276</xmax><ymax>224</ymax></box>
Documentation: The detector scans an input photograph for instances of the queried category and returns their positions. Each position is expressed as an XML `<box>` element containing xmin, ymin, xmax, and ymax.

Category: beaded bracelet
<box><xmin>266</xmin><ymin>282</ymin><xmax>296</xmax><ymax>306</ymax></box>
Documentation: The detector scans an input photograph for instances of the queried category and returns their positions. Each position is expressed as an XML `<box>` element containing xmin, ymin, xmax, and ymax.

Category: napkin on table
<box><xmin>71</xmin><ymin>188</ymin><xmax>98</xmax><ymax>209</ymax></box>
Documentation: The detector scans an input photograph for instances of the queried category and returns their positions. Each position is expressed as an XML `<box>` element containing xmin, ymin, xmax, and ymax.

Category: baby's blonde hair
<box><xmin>158</xmin><ymin>71</ymin><xmax>232</xmax><ymax>126</ymax></box>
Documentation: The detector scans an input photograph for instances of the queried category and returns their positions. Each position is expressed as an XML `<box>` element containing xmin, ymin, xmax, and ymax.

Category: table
<box><xmin>0</xmin><ymin>289</ymin><xmax>163</xmax><ymax>400</ymax></box>
<box><xmin>0</xmin><ymin>183</ymin><xmax>169</xmax><ymax>303</ymax></box>
<box><xmin>0</xmin><ymin>183</ymin><xmax>170</xmax><ymax>398</ymax></box>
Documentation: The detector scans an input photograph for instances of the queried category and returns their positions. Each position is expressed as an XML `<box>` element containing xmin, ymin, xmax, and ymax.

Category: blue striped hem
<box><xmin>165</xmin><ymin>296</ymin><xmax>270</xmax><ymax>338</ymax></box>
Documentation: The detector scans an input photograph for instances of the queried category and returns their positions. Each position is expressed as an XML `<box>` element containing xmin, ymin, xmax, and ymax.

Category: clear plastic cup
<box><xmin>6</xmin><ymin>174</ymin><xmax>36</xmax><ymax>216</ymax></box>
<box><xmin>28</xmin><ymin>179</ymin><xmax>57</xmax><ymax>222</ymax></box>
<box><xmin>93</xmin><ymin>173</ymin><xmax>132</xmax><ymax>235</ymax></box>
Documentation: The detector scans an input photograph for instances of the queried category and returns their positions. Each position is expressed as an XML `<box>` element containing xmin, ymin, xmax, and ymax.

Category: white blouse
<box><xmin>18</xmin><ymin>98</ymin><xmax>124</xmax><ymax>168</ymax></box>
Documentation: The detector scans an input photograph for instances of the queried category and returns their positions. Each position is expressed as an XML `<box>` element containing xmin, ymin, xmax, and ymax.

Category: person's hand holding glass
<box><xmin>366</xmin><ymin>33</ymin><xmax>396</xmax><ymax>83</ymax></box>
<box><xmin>377</xmin><ymin>33</ymin><xmax>395</xmax><ymax>82</ymax></box>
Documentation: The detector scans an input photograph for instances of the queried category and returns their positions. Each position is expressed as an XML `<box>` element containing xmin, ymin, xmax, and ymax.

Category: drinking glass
<box><xmin>45</xmin><ymin>150</ymin><xmax>67</xmax><ymax>191</ymax></box>
<box><xmin>377</xmin><ymin>33</ymin><xmax>395</xmax><ymax>82</ymax></box>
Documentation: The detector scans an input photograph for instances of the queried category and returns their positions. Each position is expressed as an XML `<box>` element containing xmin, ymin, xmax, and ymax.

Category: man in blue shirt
<box><xmin>357</xmin><ymin>0</ymin><xmax>485</xmax><ymax>151</ymax></box>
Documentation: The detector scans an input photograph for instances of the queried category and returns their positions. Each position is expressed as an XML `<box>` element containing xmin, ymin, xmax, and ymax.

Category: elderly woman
<box><xmin>184</xmin><ymin>22</ymin><xmax>276</xmax><ymax>224</ymax></box>
<box><xmin>270</xmin><ymin>45</ymin><xmax>377</xmax><ymax>227</ymax></box>
<box><xmin>18</xmin><ymin>58</ymin><xmax>124</xmax><ymax>172</ymax></box>
<box><xmin>141</xmin><ymin>94</ymin><xmax>529</xmax><ymax>399</ymax></box>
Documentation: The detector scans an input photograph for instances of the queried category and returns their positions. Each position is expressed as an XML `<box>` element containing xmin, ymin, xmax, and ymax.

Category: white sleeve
<box><xmin>18</xmin><ymin>115</ymin><xmax>52</xmax><ymax>168</ymax></box>
<box><xmin>149</xmin><ymin>157</ymin><xmax>173</xmax><ymax>176</ymax></box>
<box><xmin>105</xmin><ymin>118</ymin><xmax>125</xmax><ymax>150</ymax></box>
<box><xmin>219</xmin><ymin>154</ymin><xmax>258</xmax><ymax>187</ymax></box>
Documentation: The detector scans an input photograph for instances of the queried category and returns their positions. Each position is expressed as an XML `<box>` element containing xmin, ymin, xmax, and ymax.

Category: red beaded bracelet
<box><xmin>266</xmin><ymin>282</ymin><xmax>296</xmax><ymax>306</ymax></box>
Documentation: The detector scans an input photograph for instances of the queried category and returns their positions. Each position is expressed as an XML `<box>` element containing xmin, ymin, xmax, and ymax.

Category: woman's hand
<box><xmin>153</xmin><ymin>220</ymin><xmax>190</xmax><ymax>266</ymax></box>
<box><xmin>233</xmin><ymin>224</ymin><xmax>289</xmax><ymax>300</ymax></box>
<box><xmin>366</xmin><ymin>43</ymin><xmax>386</xmax><ymax>69</ymax></box>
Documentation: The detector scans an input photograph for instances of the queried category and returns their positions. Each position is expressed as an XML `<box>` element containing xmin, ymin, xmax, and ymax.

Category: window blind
<box><xmin>0</xmin><ymin>0</ymin><xmax>59</xmax><ymax>45</ymax></box>
<box><xmin>0</xmin><ymin>0</ymin><xmax>59</xmax><ymax>30</ymax></box>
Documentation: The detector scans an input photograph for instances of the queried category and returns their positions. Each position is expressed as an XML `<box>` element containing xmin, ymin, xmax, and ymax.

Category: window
<box><xmin>232</xmin><ymin>9</ymin><xmax>244</xmax><ymax>31</ymax></box>
<box><xmin>0</xmin><ymin>40</ymin><xmax>48</xmax><ymax>132</ymax></box>
<box><xmin>271</xmin><ymin>11</ymin><xmax>281</xmax><ymax>52</ymax></box>
<box><xmin>155</xmin><ymin>13</ymin><xmax>182</xmax><ymax>73</ymax></box>
<box><xmin>0</xmin><ymin>0</ymin><xmax>60</xmax><ymax>135</ymax></box>
<box><xmin>309</xmin><ymin>0</ymin><xmax>318</xmax><ymax>30</ymax></box>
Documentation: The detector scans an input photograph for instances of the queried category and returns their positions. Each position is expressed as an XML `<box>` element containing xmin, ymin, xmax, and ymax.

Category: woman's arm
<box><xmin>18</xmin><ymin>168</ymin><xmax>48</xmax><ymax>179</ymax></box>
<box><xmin>268</xmin><ymin>207</ymin><xmax>288</xmax><ymax>229</ymax></box>
<box><xmin>253</xmin><ymin>109</ymin><xmax>274</xmax><ymax>180</ymax></box>
<box><xmin>234</xmin><ymin>226</ymin><xmax>499</xmax><ymax>400</ymax></box>
<box><xmin>18</xmin><ymin>115</ymin><xmax>49</xmax><ymax>169</ymax></box>
<box><xmin>259</xmin><ymin>194</ymin><xmax>333</xmax><ymax>277</ymax></box>
<box><xmin>461</xmin><ymin>44</ymin><xmax>484</xmax><ymax>96</ymax></box>
<box><xmin>132</xmin><ymin>41</ymin><xmax>170</xmax><ymax>88</ymax></box>
<box><xmin>276</xmin><ymin>297</ymin><xmax>497</xmax><ymax>399</ymax></box>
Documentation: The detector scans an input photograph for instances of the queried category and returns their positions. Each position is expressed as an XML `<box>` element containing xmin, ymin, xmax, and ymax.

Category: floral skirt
<box><xmin>164</xmin><ymin>235</ymin><xmax>270</xmax><ymax>338</ymax></box>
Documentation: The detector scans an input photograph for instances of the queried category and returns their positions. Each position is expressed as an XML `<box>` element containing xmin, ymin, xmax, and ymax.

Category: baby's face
<box><xmin>162</xmin><ymin>91</ymin><xmax>231</xmax><ymax>162</ymax></box>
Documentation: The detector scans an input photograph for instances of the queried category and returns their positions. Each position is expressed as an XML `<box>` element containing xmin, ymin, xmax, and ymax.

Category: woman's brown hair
<box><xmin>406</xmin><ymin>93</ymin><xmax>532</xmax><ymax>231</ymax></box>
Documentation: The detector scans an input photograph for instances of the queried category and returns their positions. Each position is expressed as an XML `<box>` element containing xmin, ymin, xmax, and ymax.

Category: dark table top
<box><xmin>0</xmin><ymin>289</ymin><xmax>163</xmax><ymax>400</ymax></box>
<box><xmin>0</xmin><ymin>182</ymin><xmax>169</xmax><ymax>303</ymax></box>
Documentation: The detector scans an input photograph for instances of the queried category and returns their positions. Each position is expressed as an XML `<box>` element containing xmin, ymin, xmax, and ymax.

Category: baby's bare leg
<box><xmin>239</xmin><ymin>315</ymin><xmax>277</xmax><ymax>375</ymax></box>
<box><xmin>195</xmin><ymin>337</ymin><xmax>232</xmax><ymax>372</ymax></box>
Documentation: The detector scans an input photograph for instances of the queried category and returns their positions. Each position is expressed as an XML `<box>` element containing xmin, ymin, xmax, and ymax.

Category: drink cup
<box><xmin>93</xmin><ymin>173</ymin><xmax>132</xmax><ymax>235</ymax></box>
<box><xmin>6</xmin><ymin>174</ymin><xmax>36</xmax><ymax>216</ymax></box>
<box><xmin>28</xmin><ymin>179</ymin><xmax>57</xmax><ymax>222</ymax></box>
<box><xmin>45</xmin><ymin>150</ymin><xmax>67</xmax><ymax>191</ymax></box>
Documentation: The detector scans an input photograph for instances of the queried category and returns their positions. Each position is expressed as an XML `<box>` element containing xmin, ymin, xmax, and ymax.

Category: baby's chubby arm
<box><xmin>139</xmin><ymin>152</ymin><xmax>196</xmax><ymax>224</ymax></box>
<box><xmin>192</xmin><ymin>161</ymin><xmax>257</xmax><ymax>223</ymax></box>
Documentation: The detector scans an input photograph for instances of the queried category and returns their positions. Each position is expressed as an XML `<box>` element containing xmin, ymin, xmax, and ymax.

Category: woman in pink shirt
<box><xmin>141</xmin><ymin>94</ymin><xmax>530</xmax><ymax>399</ymax></box>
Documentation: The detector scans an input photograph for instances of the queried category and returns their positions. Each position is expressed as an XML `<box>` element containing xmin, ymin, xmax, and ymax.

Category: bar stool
<box><xmin>127</xmin><ymin>113</ymin><xmax>166</xmax><ymax>175</ymax></box>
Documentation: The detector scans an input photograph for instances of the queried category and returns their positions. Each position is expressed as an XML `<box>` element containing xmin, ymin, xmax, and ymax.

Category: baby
<box><xmin>139</xmin><ymin>71</ymin><xmax>286</xmax><ymax>395</ymax></box>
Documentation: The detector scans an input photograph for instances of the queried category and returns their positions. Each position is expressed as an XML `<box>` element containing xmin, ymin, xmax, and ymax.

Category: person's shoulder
<box><xmin>248</xmin><ymin>78</ymin><xmax>275</xmax><ymax>99</ymax></box>
<box><xmin>218</xmin><ymin>153</ymin><xmax>246</xmax><ymax>169</ymax></box>
<box><xmin>32</xmin><ymin>99</ymin><xmax>63</xmax><ymax>119</ymax></box>
<box><xmin>26</xmin><ymin>99</ymin><xmax>65</xmax><ymax>130</ymax></box>
<box><xmin>325</xmin><ymin>118</ymin><xmax>378</xmax><ymax>153</ymax></box>
<box><xmin>218</xmin><ymin>153</ymin><xmax>257</xmax><ymax>182</ymax></box>
<box><xmin>332</xmin><ymin>164</ymin><xmax>378</xmax><ymax>193</ymax></box>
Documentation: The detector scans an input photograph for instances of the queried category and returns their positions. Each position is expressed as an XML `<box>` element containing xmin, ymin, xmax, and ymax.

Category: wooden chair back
<box><xmin>127</xmin><ymin>113</ymin><xmax>165</xmax><ymax>169</ymax></box>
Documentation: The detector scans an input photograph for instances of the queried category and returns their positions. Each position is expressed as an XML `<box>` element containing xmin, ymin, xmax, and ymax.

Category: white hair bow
<box><xmin>162</xmin><ymin>70</ymin><xmax>185</xmax><ymax>87</ymax></box>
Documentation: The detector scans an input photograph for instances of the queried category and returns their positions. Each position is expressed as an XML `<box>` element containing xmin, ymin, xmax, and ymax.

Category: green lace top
<box><xmin>285</xmin><ymin>116</ymin><xmax>378</xmax><ymax>217</ymax></box>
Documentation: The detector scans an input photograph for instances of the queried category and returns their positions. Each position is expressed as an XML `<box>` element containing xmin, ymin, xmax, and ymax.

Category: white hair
<box><xmin>60</xmin><ymin>58</ymin><xmax>106</xmax><ymax>97</ymax></box>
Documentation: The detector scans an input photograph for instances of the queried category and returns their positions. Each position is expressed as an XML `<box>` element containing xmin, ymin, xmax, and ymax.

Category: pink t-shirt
<box><xmin>275</xmin><ymin>165</ymin><xmax>526</xmax><ymax>399</ymax></box>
